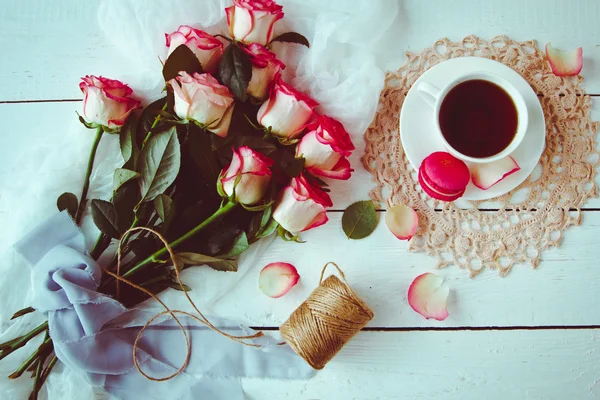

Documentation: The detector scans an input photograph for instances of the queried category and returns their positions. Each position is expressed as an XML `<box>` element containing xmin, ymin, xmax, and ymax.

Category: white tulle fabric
<box><xmin>0</xmin><ymin>0</ymin><xmax>399</xmax><ymax>399</ymax></box>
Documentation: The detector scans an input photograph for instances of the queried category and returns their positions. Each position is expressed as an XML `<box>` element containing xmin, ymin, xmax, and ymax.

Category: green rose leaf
<box><xmin>217</xmin><ymin>231</ymin><xmax>249</xmax><ymax>258</ymax></box>
<box><xmin>154</xmin><ymin>194</ymin><xmax>176</xmax><ymax>230</ymax></box>
<box><xmin>217</xmin><ymin>136</ymin><xmax>277</xmax><ymax>159</ymax></box>
<box><xmin>162</xmin><ymin>44</ymin><xmax>203</xmax><ymax>82</ymax></box>
<box><xmin>175</xmin><ymin>252</ymin><xmax>238</xmax><ymax>272</ymax></box>
<box><xmin>272</xmin><ymin>149</ymin><xmax>305</xmax><ymax>178</ymax></box>
<box><xmin>270</xmin><ymin>32</ymin><xmax>310</xmax><ymax>48</ymax></box>
<box><xmin>113</xmin><ymin>168</ymin><xmax>141</xmax><ymax>193</ymax></box>
<box><xmin>57</xmin><ymin>192</ymin><xmax>78</xmax><ymax>218</ymax></box>
<box><xmin>218</xmin><ymin>43</ymin><xmax>252</xmax><ymax>100</ymax></box>
<box><xmin>168</xmin><ymin>282</ymin><xmax>192</xmax><ymax>292</ymax></box>
<box><xmin>137</xmin><ymin>127</ymin><xmax>181</xmax><ymax>204</ymax></box>
<box><xmin>188</xmin><ymin>124</ymin><xmax>220</xmax><ymax>184</ymax></box>
<box><xmin>258</xmin><ymin>217</ymin><xmax>278</xmax><ymax>239</ymax></box>
<box><xmin>120</xmin><ymin>115</ymin><xmax>139</xmax><ymax>168</ymax></box>
<box><xmin>342</xmin><ymin>200</ymin><xmax>379</xmax><ymax>240</ymax></box>
<box><xmin>90</xmin><ymin>199</ymin><xmax>121</xmax><ymax>239</ymax></box>
<box><xmin>128</xmin><ymin>237</ymin><xmax>156</xmax><ymax>259</ymax></box>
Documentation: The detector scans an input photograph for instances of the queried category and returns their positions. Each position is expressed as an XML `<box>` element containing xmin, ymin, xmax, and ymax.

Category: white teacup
<box><xmin>416</xmin><ymin>72</ymin><xmax>529</xmax><ymax>164</ymax></box>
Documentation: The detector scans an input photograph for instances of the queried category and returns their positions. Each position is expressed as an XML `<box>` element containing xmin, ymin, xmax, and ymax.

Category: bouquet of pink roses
<box><xmin>0</xmin><ymin>0</ymin><xmax>355</xmax><ymax>398</ymax></box>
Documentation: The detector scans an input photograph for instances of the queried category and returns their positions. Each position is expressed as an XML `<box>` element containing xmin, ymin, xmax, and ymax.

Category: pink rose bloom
<box><xmin>257</xmin><ymin>77</ymin><xmax>318</xmax><ymax>139</ymax></box>
<box><xmin>220</xmin><ymin>146</ymin><xmax>274</xmax><ymax>205</ymax></box>
<box><xmin>79</xmin><ymin>76</ymin><xmax>140</xmax><ymax>130</ymax></box>
<box><xmin>272</xmin><ymin>174</ymin><xmax>333</xmax><ymax>233</ymax></box>
<box><xmin>165</xmin><ymin>25</ymin><xmax>224</xmax><ymax>73</ymax></box>
<box><xmin>296</xmin><ymin>115</ymin><xmax>355</xmax><ymax>180</ymax></box>
<box><xmin>169</xmin><ymin>71</ymin><xmax>235</xmax><ymax>138</ymax></box>
<box><xmin>225</xmin><ymin>0</ymin><xmax>284</xmax><ymax>45</ymax></box>
<box><xmin>242</xmin><ymin>43</ymin><xmax>285</xmax><ymax>101</ymax></box>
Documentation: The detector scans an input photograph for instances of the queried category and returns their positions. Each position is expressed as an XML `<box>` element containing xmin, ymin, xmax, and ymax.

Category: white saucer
<box><xmin>399</xmin><ymin>57</ymin><xmax>546</xmax><ymax>201</ymax></box>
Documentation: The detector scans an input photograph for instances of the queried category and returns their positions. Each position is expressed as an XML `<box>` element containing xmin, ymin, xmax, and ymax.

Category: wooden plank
<box><xmin>1</xmin><ymin>0</ymin><xmax>600</xmax><ymax>101</ymax></box>
<box><xmin>242</xmin><ymin>329</ymin><xmax>600</xmax><ymax>399</ymax></box>
<box><xmin>211</xmin><ymin>211</ymin><xmax>600</xmax><ymax>328</ymax></box>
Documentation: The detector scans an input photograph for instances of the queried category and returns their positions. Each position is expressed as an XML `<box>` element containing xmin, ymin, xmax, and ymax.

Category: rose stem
<box><xmin>142</xmin><ymin>102</ymin><xmax>168</xmax><ymax>147</ymax></box>
<box><xmin>0</xmin><ymin>322</ymin><xmax>48</xmax><ymax>361</ymax></box>
<box><xmin>9</xmin><ymin>337</ymin><xmax>52</xmax><ymax>380</ymax></box>
<box><xmin>11</xmin><ymin>307</ymin><xmax>35</xmax><ymax>320</ymax></box>
<box><xmin>75</xmin><ymin>126</ymin><xmax>104</xmax><ymax>224</ymax></box>
<box><xmin>37</xmin><ymin>355</ymin><xmax>58</xmax><ymax>390</ymax></box>
<box><xmin>122</xmin><ymin>201</ymin><xmax>237</xmax><ymax>278</ymax></box>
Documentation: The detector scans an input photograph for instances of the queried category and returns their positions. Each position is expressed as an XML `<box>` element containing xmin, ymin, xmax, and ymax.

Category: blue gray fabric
<box><xmin>14</xmin><ymin>211</ymin><xmax>314</xmax><ymax>399</ymax></box>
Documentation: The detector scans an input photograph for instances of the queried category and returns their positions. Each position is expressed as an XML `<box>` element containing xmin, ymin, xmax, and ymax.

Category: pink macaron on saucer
<box><xmin>418</xmin><ymin>152</ymin><xmax>471</xmax><ymax>202</ymax></box>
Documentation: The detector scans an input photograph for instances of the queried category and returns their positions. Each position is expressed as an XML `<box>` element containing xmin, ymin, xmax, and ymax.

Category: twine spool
<box><xmin>280</xmin><ymin>262</ymin><xmax>374</xmax><ymax>370</ymax></box>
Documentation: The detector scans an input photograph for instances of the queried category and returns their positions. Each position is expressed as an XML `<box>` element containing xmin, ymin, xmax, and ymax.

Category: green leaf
<box><xmin>120</xmin><ymin>115</ymin><xmax>138</xmax><ymax>167</ymax></box>
<box><xmin>113</xmin><ymin>168</ymin><xmax>140</xmax><ymax>192</ymax></box>
<box><xmin>188</xmin><ymin>124</ymin><xmax>220</xmax><ymax>183</ymax></box>
<box><xmin>258</xmin><ymin>217</ymin><xmax>278</xmax><ymax>238</ymax></box>
<box><xmin>90</xmin><ymin>199</ymin><xmax>121</xmax><ymax>239</ymax></box>
<box><xmin>137</xmin><ymin>127</ymin><xmax>181</xmax><ymax>204</ymax></box>
<box><xmin>162</xmin><ymin>44</ymin><xmax>203</xmax><ymax>82</ymax></box>
<box><xmin>217</xmin><ymin>231</ymin><xmax>249</xmax><ymax>258</ymax></box>
<box><xmin>113</xmin><ymin>183</ymin><xmax>140</xmax><ymax>230</ymax></box>
<box><xmin>218</xmin><ymin>43</ymin><xmax>252</xmax><ymax>100</ymax></box>
<box><xmin>175</xmin><ymin>252</ymin><xmax>238</xmax><ymax>272</ymax></box>
<box><xmin>272</xmin><ymin>149</ymin><xmax>305</xmax><ymax>178</ymax></box>
<box><xmin>168</xmin><ymin>282</ymin><xmax>192</xmax><ymax>292</ymax></box>
<box><xmin>154</xmin><ymin>194</ymin><xmax>176</xmax><ymax>230</ymax></box>
<box><xmin>76</xmin><ymin>112</ymin><xmax>98</xmax><ymax>129</ymax></box>
<box><xmin>57</xmin><ymin>192</ymin><xmax>78</xmax><ymax>218</ymax></box>
<box><xmin>342</xmin><ymin>200</ymin><xmax>379</xmax><ymax>240</ymax></box>
<box><xmin>270</xmin><ymin>32</ymin><xmax>310</xmax><ymax>48</ymax></box>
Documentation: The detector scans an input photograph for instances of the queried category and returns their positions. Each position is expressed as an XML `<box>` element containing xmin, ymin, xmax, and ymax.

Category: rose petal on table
<box><xmin>471</xmin><ymin>156</ymin><xmax>520</xmax><ymax>190</ymax></box>
<box><xmin>545</xmin><ymin>43</ymin><xmax>583</xmax><ymax>76</ymax></box>
<box><xmin>407</xmin><ymin>273</ymin><xmax>450</xmax><ymax>321</ymax></box>
<box><xmin>259</xmin><ymin>262</ymin><xmax>300</xmax><ymax>298</ymax></box>
<box><xmin>385</xmin><ymin>203</ymin><xmax>418</xmax><ymax>240</ymax></box>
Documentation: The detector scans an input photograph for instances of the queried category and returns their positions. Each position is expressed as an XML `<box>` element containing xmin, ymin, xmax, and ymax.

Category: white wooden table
<box><xmin>1</xmin><ymin>1</ymin><xmax>600</xmax><ymax>399</ymax></box>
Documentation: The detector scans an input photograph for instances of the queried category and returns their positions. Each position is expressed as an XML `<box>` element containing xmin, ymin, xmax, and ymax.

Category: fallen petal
<box><xmin>259</xmin><ymin>262</ymin><xmax>300</xmax><ymax>298</ymax></box>
<box><xmin>407</xmin><ymin>273</ymin><xmax>449</xmax><ymax>321</ymax></box>
<box><xmin>471</xmin><ymin>156</ymin><xmax>520</xmax><ymax>190</ymax></box>
<box><xmin>385</xmin><ymin>203</ymin><xmax>418</xmax><ymax>240</ymax></box>
<box><xmin>546</xmin><ymin>43</ymin><xmax>583</xmax><ymax>76</ymax></box>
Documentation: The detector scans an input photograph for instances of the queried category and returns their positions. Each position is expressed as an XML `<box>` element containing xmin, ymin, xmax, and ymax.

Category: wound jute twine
<box><xmin>108</xmin><ymin>228</ymin><xmax>374</xmax><ymax>380</ymax></box>
<box><xmin>280</xmin><ymin>262</ymin><xmax>374</xmax><ymax>370</ymax></box>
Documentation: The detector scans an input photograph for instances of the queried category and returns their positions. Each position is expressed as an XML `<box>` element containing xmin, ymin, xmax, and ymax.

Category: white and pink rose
<box><xmin>220</xmin><ymin>146</ymin><xmax>274</xmax><ymax>205</ymax></box>
<box><xmin>169</xmin><ymin>71</ymin><xmax>235</xmax><ymax>138</ymax></box>
<box><xmin>226</xmin><ymin>0</ymin><xmax>284</xmax><ymax>45</ymax></box>
<box><xmin>165</xmin><ymin>25</ymin><xmax>224</xmax><ymax>73</ymax></box>
<box><xmin>242</xmin><ymin>43</ymin><xmax>285</xmax><ymax>101</ymax></box>
<box><xmin>257</xmin><ymin>77</ymin><xmax>318</xmax><ymax>139</ymax></box>
<box><xmin>272</xmin><ymin>174</ymin><xmax>333</xmax><ymax>233</ymax></box>
<box><xmin>296</xmin><ymin>115</ymin><xmax>355</xmax><ymax>180</ymax></box>
<box><xmin>79</xmin><ymin>75</ymin><xmax>141</xmax><ymax>130</ymax></box>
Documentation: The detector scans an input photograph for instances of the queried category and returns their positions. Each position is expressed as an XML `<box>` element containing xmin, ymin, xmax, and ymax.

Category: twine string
<box><xmin>281</xmin><ymin>262</ymin><xmax>374</xmax><ymax>370</ymax></box>
<box><xmin>106</xmin><ymin>227</ymin><xmax>263</xmax><ymax>382</ymax></box>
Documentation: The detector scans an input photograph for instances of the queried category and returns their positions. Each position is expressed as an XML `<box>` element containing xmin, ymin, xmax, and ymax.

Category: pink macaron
<box><xmin>418</xmin><ymin>152</ymin><xmax>471</xmax><ymax>202</ymax></box>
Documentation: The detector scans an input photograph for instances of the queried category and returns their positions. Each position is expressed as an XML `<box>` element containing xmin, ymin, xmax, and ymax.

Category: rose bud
<box><xmin>272</xmin><ymin>174</ymin><xmax>333</xmax><ymax>233</ymax></box>
<box><xmin>220</xmin><ymin>146</ymin><xmax>274</xmax><ymax>205</ymax></box>
<box><xmin>79</xmin><ymin>75</ymin><xmax>141</xmax><ymax>130</ymax></box>
<box><xmin>257</xmin><ymin>77</ymin><xmax>319</xmax><ymax>139</ymax></box>
<box><xmin>225</xmin><ymin>0</ymin><xmax>284</xmax><ymax>45</ymax></box>
<box><xmin>165</xmin><ymin>25</ymin><xmax>224</xmax><ymax>73</ymax></box>
<box><xmin>242</xmin><ymin>43</ymin><xmax>286</xmax><ymax>101</ymax></box>
<box><xmin>169</xmin><ymin>71</ymin><xmax>235</xmax><ymax>137</ymax></box>
<box><xmin>296</xmin><ymin>115</ymin><xmax>355</xmax><ymax>180</ymax></box>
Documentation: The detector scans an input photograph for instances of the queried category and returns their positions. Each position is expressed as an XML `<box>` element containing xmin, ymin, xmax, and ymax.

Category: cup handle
<box><xmin>417</xmin><ymin>82</ymin><xmax>441</xmax><ymax>108</ymax></box>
